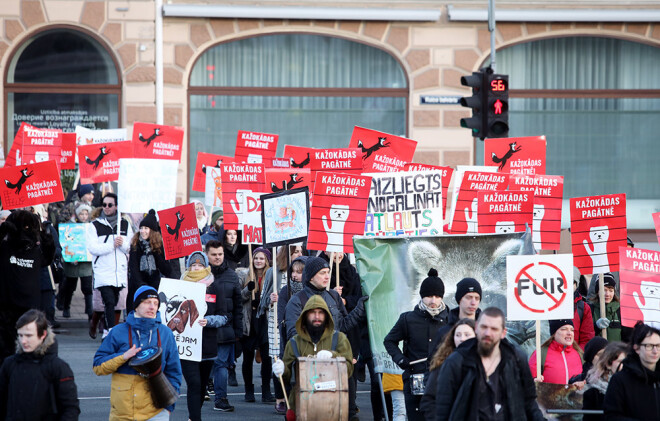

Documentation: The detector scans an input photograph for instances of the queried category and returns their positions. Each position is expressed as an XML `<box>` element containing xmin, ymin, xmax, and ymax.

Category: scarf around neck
<box><xmin>418</xmin><ymin>299</ymin><xmax>446</xmax><ymax>317</ymax></box>
<box><xmin>99</xmin><ymin>211</ymin><xmax>118</xmax><ymax>230</ymax></box>
<box><xmin>182</xmin><ymin>267</ymin><xmax>213</xmax><ymax>286</ymax></box>
<box><xmin>289</xmin><ymin>280</ymin><xmax>304</xmax><ymax>295</ymax></box>
<box><xmin>139</xmin><ymin>237</ymin><xmax>156</xmax><ymax>274</ymax></box>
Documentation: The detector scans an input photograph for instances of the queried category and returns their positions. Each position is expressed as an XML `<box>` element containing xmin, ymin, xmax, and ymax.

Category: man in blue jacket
<box><xmin>94</xmin><ymin>286</ymin><xmax>182</xmax><ymax>420</ymax></box>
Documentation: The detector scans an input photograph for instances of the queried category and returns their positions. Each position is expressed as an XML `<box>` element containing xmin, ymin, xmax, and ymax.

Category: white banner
<box><xmin>75</xmin><ymin>126</ymin><xmax>127</xmax><ymax>145</ymax></box>
<box><xmin>241</xmin><ymin>190</ymin><xmax>263</xmax><ymax>244</ymax></box>
<box><xmin>118</xmin><ymin>158</ymin><xmax>177</xmax><ymax>213</ymax></box>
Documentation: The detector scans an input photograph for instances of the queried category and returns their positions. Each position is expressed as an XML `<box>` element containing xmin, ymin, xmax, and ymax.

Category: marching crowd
<box><xmin>0</xmin><ymin>183</ymin><xmax>658</xmax><ymax>421</ymax></box>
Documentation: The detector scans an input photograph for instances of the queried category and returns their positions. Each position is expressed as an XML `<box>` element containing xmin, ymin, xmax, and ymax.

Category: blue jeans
<box><xmin>213</xmin><ymin>344</ymin><xmax>234</xmax><ymax>401</ymax></box>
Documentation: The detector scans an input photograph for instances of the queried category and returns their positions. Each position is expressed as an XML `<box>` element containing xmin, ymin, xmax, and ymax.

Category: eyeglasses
<box><xmin>640</xmin><ymin>343</ymin><xmax>660</xmax><ymax>351</ymax></box>
<box><xmin>102</xmin><ymin>203</ymin><xmax>115</xmax><ymax>208</ymax></box>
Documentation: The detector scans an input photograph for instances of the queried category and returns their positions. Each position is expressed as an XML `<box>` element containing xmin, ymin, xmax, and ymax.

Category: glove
<box><xmin>273</xmin><ymin>359</ymin><xmax>285</xmax><ymax>376</ymax></box>
<box><xmin>397</xmin><ymin>358</ymin><xmax>410</xmax><ymax>370</ymax></box>
<box><xmin>247</xmin><ymin>281</ymin><xmax>256</xmax><ymax>291</ymax></box>
<box><xmin>316</xmin><ymin>350</ymin><xmax>333</xmax><ymax>359</ymax></box>
<box><xmin>596</xmin><ymin>317</ymin><xmax>610</xmax><ymax>329</ymax></box>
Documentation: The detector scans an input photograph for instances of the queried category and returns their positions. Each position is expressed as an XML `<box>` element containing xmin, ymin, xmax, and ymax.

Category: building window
<box><xmin>188</xmin><ymin>33</ymin><xmax>408</xmax><ymax>191</ymax></box>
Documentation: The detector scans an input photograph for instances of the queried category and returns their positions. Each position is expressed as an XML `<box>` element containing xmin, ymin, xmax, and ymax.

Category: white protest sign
<box><xmin>241</xmin><ymin>190</ymin><xmax>263</xmax><ymax>245</ymax></box>
<box><xmin>118</xmin><ymin>158</ymin><xmax>177</xmax><ymax>213</ymax></box>
<box><xmin>158</xmin><ymin>278</ymin><xmax>208</xmax><ymax>362</ymax></box>
<box><xmin>506</xmin><ymin>254</ymin><xmax>574</xmax><ymax>320</ymax></box>
<box><xmin>75</xmin><ymin>126</ymin><xmax>127</xmax><ymax>145</ymax></box>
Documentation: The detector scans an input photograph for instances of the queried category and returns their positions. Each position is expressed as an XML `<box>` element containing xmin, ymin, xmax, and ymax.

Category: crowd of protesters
<box><xmin>0</xmin><ymin>184</ymin><xmax>659</xmax><ymax>420</ymax></box>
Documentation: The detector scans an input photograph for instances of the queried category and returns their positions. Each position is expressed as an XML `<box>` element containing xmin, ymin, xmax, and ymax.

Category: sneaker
<box><xmin>63</xmin><ymin>309</ymin><xmax>71</xmax><ymax>318</ymax></box>
<box><xmin>214</xmin><ymin>398</ymin><xmax>234</xmax><ymax>412</ymax></box>
<box><xmin>204</xmin><ymin>390</ymin><xmax>210</xmax><ymax>401</ymax></box>
<box><xmin>228</xmin><ymin>368</ymin><xmax>238</xmax><ymax>387</ymax></box>
<box><xmin>274</xmin><ymin>402</ymin><xmax>287</xmax><ymax>414</ymax></box>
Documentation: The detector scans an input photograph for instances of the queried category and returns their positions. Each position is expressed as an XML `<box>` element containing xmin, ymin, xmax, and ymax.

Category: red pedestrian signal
<box><xmin>486</xmin><ymin>72</ymin><xmax>509</xmax><ymax>138</ymax></box>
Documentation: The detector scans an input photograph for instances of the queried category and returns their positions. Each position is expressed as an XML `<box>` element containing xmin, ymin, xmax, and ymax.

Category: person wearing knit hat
<box><xmin>186</xmin><ymin>251</ymin><xmax>209</xmax><ymax>270</ymax></box>
<box><xmin>252</xmin><ymin>246</ymin><xmax>272</xmax><ymax>264</ymax></box>
<box><xmin>570</xmin><ymin>336</ymin><xmax>609</xmax><ymax>383</ymax></box>
<box><xmin>133</xmin><ymin>285</ymin><xmax>160</xmax><ymax>311</ymax></box>
<box><xmin>139</xmin><ymin>209</ymin><xmax>160</xmax><ymax>232</ymax></box>
<box><xmin>592</xmin><ymin>272</ymin><xmax>631</xmax><ymax>342</ymax></box>
<box><xmin>301</xmin><ymin>256</ymin><xmax>330</xmax><ymax>287</ymax></box>
<box><xmin>529</xmin><ymin>319</ymin><xmax>583</xmax><ymax>384</ymax></box>
<box><xmin>78</xmin><ymin>184</ymin><xmax>95</xmax><ymax>204</ymax></box>
<box><xmin>75</xmin><ymin>203</ymin><xmax>92</xmax><ymax>222</ymax></box>
<box><xmin>384</xmin><ymin>268</ymin><xmax>448</xmax><ymax>421</ymax></box>
<box><xmin>211</xmin><ymin>210</ymin><xmax>224</xmax><ymax>228</ymax></box>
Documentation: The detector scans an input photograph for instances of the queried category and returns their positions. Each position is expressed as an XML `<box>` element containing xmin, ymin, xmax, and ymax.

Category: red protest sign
<box><xmin>449</xmin><ymin>171</ymin><xmax>509</xmax><ymax>235</ymax></box>
<box><xmin>22</xmin><ymin>126</ymin><xmax>62</xmax><ymax>169</ymax></box>
<box><xmin>192</xmin><ymin>152</ymin><xmax>233</xmax><ymax>193</ymax></box>
<box><xmin>78</xmin><ymin>141</ymin><xmax>133</xmax><ymax>184</ymax></box>
<box><xmin>404</xmin><ymin>163</ymin><xmax>454</xmax><ymax>220</ymax></box>
<box><xmin>131</xmin><ymin>122</ymin><xmax>183</xmax><ymax>161</ymax></box>
<box><xmin>349</xmin><ymin>126</ymin><xmax>416</xmax><ymax>172</ymax></box>
<box><xmin>510</xmin><ymin>175</ymin><xmax>564</xmax><ymax>251</ymax></box>
<box><xmin>653</xmin><ymin>212</ymin><xmax>660</xmax><ymax>246</ymax></box>
<box><xmin>484</xmin><ymin>136</ymin><xmax>546</xmax><ymax>175</ymax></box>
<box><xmin>308</xmin><ymin>172</ymin><xmax>372</xmax><ymax>253</ymax></box>
<box><xmin>60</xmin><ymin>133</ymin><xmax>77</xmax><ymax>170</ymax></box>
<box><xmin>0</xmin><ymin>160</ymin><xmax>64</xmax><ymax>210</ymax></box>
<box><xmin>478</xmin><ymin>190</ymin><xmax>533</xmax><ymax>234</ymax></box>
<box><xmin>234</xmin><ymin>130</ymin><xmax>278</xmax><ymax>165</ymax></box>
<box><xmin>157</xmin><ymin>203</ymin><xmax>202</xmax><ymax>260</ymax></box>
<box><xmin>6</xmin><ymin>122</ymin><xmax>33</xmax><ymax>167</ymax></box>
<box><xmin>619</xmin><ymin>246</ymin><xmax>660</xmax><ymax>328</ymax></box>
<box><xmin>283</xmin><ymin>145</ymin><xmax>314</xmax><ymax>169</ymax></box>
<box><xmin>220</xmin><ymin>162</ymin><xmax>266</xmax><ymax>230</ymax></box>
<box><xmin>265</xmin><ymin>168</ymin><xmax>311</xmax><ymax>194</ymax></box>
<box><xmin>570</xmin><ymin>193</ymin><xmax>627</xmax><ymax>275</ymax></box>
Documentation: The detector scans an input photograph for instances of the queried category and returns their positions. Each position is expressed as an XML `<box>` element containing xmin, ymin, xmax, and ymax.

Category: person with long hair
<box><xmin>529</xmin><ymin>320</ymin><xmax>584</xmax><ymax>385</ymax></box>
<box><xmin>222</xmin><ymin>229</ymin><xmax>249</xmax><ymax>270</ymax></box>
<box><xmin>590</xmin><ymin>273</ymin><xmax>632</xmax><ymax>342</ymax></box>
<box><xmin>421</xmin><ymin>318</ymin><xmax>475</xmax><ymax>420</ymax></box>
<box><xmin>582</xmin><ymin>341</ymin><xmax>627</xmax><ymax>421</ymax></box>
<box><xmin>191</xmin><ymin>199</ymin><xmax>209</xmax><ymax>236</ymax></box>
<box><xmin>126</xmin><ymin>210</ymin><xmax>171</xmax><ymax>311</ymax></box>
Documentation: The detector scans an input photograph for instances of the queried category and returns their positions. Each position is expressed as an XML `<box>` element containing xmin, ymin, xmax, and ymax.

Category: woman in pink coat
<box><xmin>529</xmin><ymin>319</ymin><xmax>585</xmax><ymax>385</ymax></box>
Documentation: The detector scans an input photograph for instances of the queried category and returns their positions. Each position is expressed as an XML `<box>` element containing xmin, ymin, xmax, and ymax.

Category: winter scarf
<box><xmin>418</xmin><ymin>299</ymin><xmax>446</xmax><ymax>317</ymax></box>
<box><xmin>181</xmin><ymin>266</ymin><xmax>214</xmax><ymax>286</ymax></box>
<box><xmin>139</xmin><ymin>238</ymin><xmax>156</xmax><ymax>274</ymax></box>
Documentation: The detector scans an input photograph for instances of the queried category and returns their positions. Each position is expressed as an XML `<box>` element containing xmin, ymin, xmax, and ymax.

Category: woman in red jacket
<box><xmin>529</xmin><ymin>319</ymin><xmax>584</xmax><ymax>385</ymax></box>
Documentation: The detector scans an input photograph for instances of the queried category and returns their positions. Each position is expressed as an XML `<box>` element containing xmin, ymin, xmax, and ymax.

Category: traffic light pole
<box><xmin>489</xmin><ymin>0</ymin><xmax>497</xmax><ymax>72</ymax></box>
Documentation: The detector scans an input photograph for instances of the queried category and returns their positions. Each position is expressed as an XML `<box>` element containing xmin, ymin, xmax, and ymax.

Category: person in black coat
<box><xmin>434</xmin><ymin>307</ymin><xmax>544</xmax><ymax>421</ymax></box>
<box><xmin>222</xmin><ymin>229</ymin><xmax>249</xmax><ymax>270</ymax></box>
<box><xmin>383</xmin><ymin>269</ymin><xmax>449</xmax><ymax>421</ymax></box>
<box><xmin>603</xmin><ymin>321</ymin><xmax>660</xmax><ymax>420</ymax></box>
<box><xmin>0</xmin><ymin>309</ymin><xmax>79</xmax><ymax>420</ymax></box>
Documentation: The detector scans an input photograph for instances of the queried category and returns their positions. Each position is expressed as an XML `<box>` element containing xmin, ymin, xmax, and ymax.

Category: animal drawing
<box><xmin>532</xmin><ymin>204</ymin><xmax>545</xmax><ymax>247</ymax></box>
<box><xmin>583</xmin><ymin>226</ymin><xmax>610</xmax><ymax>273</ymax></box>
<box><xmin>633</xmin><ymin>281</ymin><xmax>660</xmax><ymax>329</ymax></box>
<box><xmin>357</xmin><ymin>137</ymin><xmax>390</xmax><ymax>160</ymax></box>
<box><xmin>464</xmin><ymin>198</ymin><xmax>478</xmax><ymax>233</ymax></box>
<box><xmin>290</xmin><ymin>153</ymin><xmax>310</xmax><ymax>168</ymax></box>
<box><xmin>322</xmin><ymin>204</ymin><xmax>350</xmax><ymax>252</ymax></box>
<box><xmin>495</xmin><ymin>221</ymin><xmax>516</xmax><ymax>234</ymax></box>
<box><xmin>165</xmin><ymin>211</ymin><xmax>185</xmax><ymax>241</ymax></box>
<box><xmin>4</xmin><ymin>168</ymin><xmax>34</xmax><ymax>195</ymax></box>
<box><xmin>138</xmin><ymin>128</ymin><xmax>162</xmax><ymax>147</ymax></box>
<box><xmin>211</xmin><ymin>168</ymin><xmax>222</xmax><ymax>207</ymax></box>
<box><xmin>275</xmin><ymin>206</ymin><xmax>297</xmax><ymax>232</ymax></box>
<box><xmin>270</xmin><ymin>173</ymin><xmax>304</xmax><ymax>192</ymax></box>
<box><xmin>159</xmin><ymin>293</ymin><xmax>200</xmax><ymax>334</ymax></box>
<box><xmin>85</xmin><ymin>146</ymin><xmax>111</xmax><ymax>170</ymax></box>
<box><xmin>491</xmin><ymin>142</ymin><xmax>521</xmax><ymax>170</ymax></box>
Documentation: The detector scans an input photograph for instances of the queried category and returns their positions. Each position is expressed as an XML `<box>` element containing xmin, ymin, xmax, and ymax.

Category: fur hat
<box><xmin>302</xmin><ymin>256</ymin><xmax>330</xmax><ymax>285</ymax></box>
<box><xmin>595</xmin><ymin>273</ymin><xmax>617</xmax><ymax>294</ymax></box>
<box><xmin>549</xmin><ymin>319</ymin><xmax>574</xmax><ymax>336</ymax></box>
<box><xmin>454</xmin><ymin>277</ymin><xmax>482</xmax><ymax>304</ymax></box>
<box><xmin>139</xmin><ymin>209</ymin><xmax>159</xmax><ymax>232</ymax></box>
<box><xmin>186</xmin><ymin>251</ymin><xmax>209</xmax><ymax>269</ymax></box>
<box><xmin>419</xmin><ymin>268</ymin><xmax>445</xmax><ymax>298</ymax></box>
<box><xmin>75</xmin><ymin>203</ymin><xmax>92</xmax><ymax>218</ymax></box>
<box><xmin>133</xmin><ymin>285</ymin><xmax>160</xmax><ymax>309</ymax></box>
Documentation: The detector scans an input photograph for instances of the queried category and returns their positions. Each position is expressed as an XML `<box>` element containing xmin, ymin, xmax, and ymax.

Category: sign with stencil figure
<box><xmin>510</xmin><ymin>174</ymin><xmax>564</xmax><ymax>251</ymax></box>
<box><xmin>0</xmin><ymin>160</ymin><xmax>64</xmax><ymax>210</ymax></box>
<box><xmin>131</xmin><ymin>122</ymin><xmax>184</xmax><ymax>161</ymax></box>
<box><xmin>507</xmin><ymin>254</ymin><xmax>574</xmax><ymax>320</ymax></box>
<box><xmin>220</xmin><ymin>162</ymin><xmax>266</xmax><ymax>230</ymax></box>
<box><xmin>265</xmin><ymin>167</ymin><xmax>310</xmax><ymax>194</ymax></box>
<box><xmin>570</xmin><ymin>194</ymin><xmax>627</xmax><ymax>275</ymax></box>
<box><xmin>75</xmin><ymin>126</ymin><xmax>127</xmax><ymax>145</ymax></box>
<box><xmin>484</xmin><ymin>135</ymin><xmax>546</xmax><ymax>175</ymax></box>
<box><xmin>618</xmin><ymin>246</ymin><xmax>660</xmax><ymax>328</ymax></box>
<box><xmin>78</xmin><ymin>141</ymin><xmax>133</xmax><ymax>184</ymax></box>
<box><xmin>158</xmin><ymin>203</ymin><xmax>202</xmax><ymax>260</ymax></box>
<box><xmin>404</xmin><ymin>163</ymin><xmax>454</xmax><ymax>220</ymax></box>
<box><xmin>477</xmin><ymin>190</ymin><xmax>533</xmax><ymax>234</ymax></box>
<box><xmin>22</xmin><ymin>126</ymin><xmax>62</xmax><ymax>169</ymax></box>
<box><xmin>349</xmin><ymin>126</ymin><xmax>417</xmax><ymax>173</ymax></box>
<box><xmin>449</xmin><ymin>170</ymin><xmax>509</xmax><ymax>235</ymax></box>
<box><xmin>192</xmin><ymin>152</ymin><xmax>232</xmax><ymax>193</ymax></box>
<box><xmin>308</xmin><ymin>172</ymin><xmax>372</xmax><ymax>253</ymax></box>
<box><xmin>234</xmin><ymin>130</ymin><xmax>278</xmax><ymax>165</ymax></box>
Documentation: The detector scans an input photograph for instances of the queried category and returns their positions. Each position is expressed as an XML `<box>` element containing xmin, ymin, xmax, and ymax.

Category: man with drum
<box><xmin>93</xmin><ymin>286</ymin><xmax>182</xmax><ymax>420</ymax></box>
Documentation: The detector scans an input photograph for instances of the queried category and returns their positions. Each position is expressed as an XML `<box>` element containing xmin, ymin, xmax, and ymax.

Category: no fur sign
<box><xmin>506</xmin><ymin>254</ymin><xmax>574</xmax><ymax>321</ymax></box>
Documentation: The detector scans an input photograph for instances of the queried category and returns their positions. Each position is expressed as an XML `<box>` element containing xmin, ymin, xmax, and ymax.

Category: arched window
<box><xmin>476</xmin><ymin>37</ymin><xmax>660</xmax><ymax>228</ymax></box>
<box><xmin>188</xmin><ymin>33</ymin><xmax>408</xmax><ymax>190</ymax></box>
<box><xmin>4</xmin><ymin>27</ymin><xmax>121</xmax><ymax>150</ymax></box>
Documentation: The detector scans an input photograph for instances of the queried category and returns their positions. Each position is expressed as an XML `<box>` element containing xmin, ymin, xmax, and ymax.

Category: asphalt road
<box><xmin>55</xmin><ymin>322</ymin><xmax>375</xmax><ymax>420</ymax></box>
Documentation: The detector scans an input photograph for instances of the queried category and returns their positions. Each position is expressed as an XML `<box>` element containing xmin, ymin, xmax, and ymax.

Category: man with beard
<box><xmin>434</xmin><ymin>307</ymin><xmax>544</xmax><ymax>421</ymax></box>
<box><xmin>273</xmin><ymin>295</ymin><xmax>353</xmax><ymax>420</ymax></box>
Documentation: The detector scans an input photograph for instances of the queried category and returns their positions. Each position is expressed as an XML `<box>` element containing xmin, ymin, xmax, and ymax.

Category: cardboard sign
<box><xmin>570</xmin><ymin>193</ymin><xmax>627</xmax><ymax>275</ymax></box>
<box><xmin>60</xmin><ymin>133</ymin><xmax>77</xmax><ymax>170</ymax></box>
<box><xmin>364</xmin><ymin>170</ymin><xmax>443</xmax><ymax>236</ymax></box>
<box><xmin>449</xmin><ymin>170</ymin><xmax>509</xmax><ymax>235</ymax></box>
<box><xmin>404</xmin><ymin>163</ymin><xmax>454</xmax><ymax>220</ymax></box>
<box><xmin>59</xmin><ymin>223</ymin><xmax>91</xmax><ymax>262</ymax></box>
<box><xmin>283</xmin><ymin>145</ymin><xmax>314</xmax><ymax>169</ymax></box>
<box><xmin>240</xmin><ymin>190</ymin><xmax>264</xmax><ymax>245</ymax></box>
<box><xmin>484</xmin><ymin>136</ymin><xmax>546</xmax><ymax>175</ymax></box>
<box><xmin>158</xmin><ymin>278</ymin><xmax>208</xmax><ymax>362</ymax></box>
<box><xmin>118</xmin><ymin>158</ymin><xmax>178</xmax><ymax>213</ymax></box>
<box><xmin>265</xmin><ymin>168</ymin><xmax>311</xmax><ymax>194</ymax></box>
<box><xmin>192</xmin><ymin>152</ymin><xmax>232</xmax><ymax>193</ymax></box>
<box><xmin>478</xmin><ymin>190</ymin><xmax>533</xmax><ymax>234</ymax></box>
<box><xmin>234</xmin><ymin>130</ymin><xmax>278</xmax><ymax>165</ymax></box>
<box><xmin>507</xmin><ymin>254</ymin><xmax>574</xmax><ymax>320</ymax></box>
<box><xmin>158</xmin><ymin>203</ymin><xmax>202</xmax><ymax>260</ymax></box>
<box><xmin>220</xmin><ymin>162</ymin><xmax>266</xmax><ymax>230</ymax></box>
<box><xmin>261</xmin><ymin>187</ymin><xmax>310</xmax><ymax>248</ymax></box>
<box><xmin>78</xmin><ymin>141</ymin><xmax>133</xmax><ymax>184</ymax></box>
<box><xmin>653</xmin><ymin>212</ymin><xmax>660</xmax><ymax>246</ymax></box>
<box><xmin>0</xmin><ymin>160</ymin><xmax>64</xmax><ymax>210</ymax></box>
<box><xmin>308</xmin><ymin>172</ymin><xmax>372</xmax><ymax>253</ymax></box>
<box><xmin>349</xmin><ymin>126</ymin><xmax>417</xmax><ymax>172</ymax></box>
<box><xmin>132</xmin><ymin>122</ymin><xmax>183</xmax><ymax>161</ymax></box>
<box><xmin>204</xmin><ymin>169</ymin><xmax>223</xmax><ymax>208</ymax></box>
<box><xmin>22</xmin><ymin>126</ymin><xmax>62</xmax><ymax>168</ymax></box>
<box><xmin>75</xmin><ymin>126</ymin><xmax>127</xmax><ymax>145</ymax></box>
<box><xmin>619</xmin><ymin>246</ymin><xmax>660</xmax><ymax>328</ymax></box>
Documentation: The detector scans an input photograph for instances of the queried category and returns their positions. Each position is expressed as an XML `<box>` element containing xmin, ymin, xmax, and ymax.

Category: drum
<box><xmin>295</xmin><ymin>357</ymin><xmax>348</xmax><ymax>421</ymax></box>
<box><xmin>129</xmin><ymin>347</ymin><xmax>178</xmax><ymax>408</ymax></box>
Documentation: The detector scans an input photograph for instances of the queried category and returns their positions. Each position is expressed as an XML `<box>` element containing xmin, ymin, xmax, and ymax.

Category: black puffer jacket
<box><xmin>383</xmin><ymin>304</ymin><xmax>448</xmax><ymax>378</ymax></box>
<box><xmin>434</xmin><ymin>337</ymin><xmax>544</xmax><ymax>421</ymax></box>
<box><xmin>0</xmin><ymin>332</ymin><xmax>80</xmax><ymax>420</ymax></box>
<box><xmin>603</xmin><ymin>353</ymin><xmax>660</xmax><ymax>420</ymax></box>
<box><xmin>211</xmin><ymin>261</ymin><xmax>243</xmax><ymax>344</ymax></box>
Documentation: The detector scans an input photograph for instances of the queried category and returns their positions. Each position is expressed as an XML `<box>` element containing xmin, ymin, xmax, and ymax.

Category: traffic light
<box><xmin>485</xmin><ymin>71</ymin><xmax>509</xmax><ymax>138</ymax></box>
<box><xmin>459</xmin><ymin>70</ymin><xmax>486</xmax><ymax>139</ymax></box>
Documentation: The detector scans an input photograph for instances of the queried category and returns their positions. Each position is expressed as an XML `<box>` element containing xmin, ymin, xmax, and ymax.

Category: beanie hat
<box><xmin>133</xmin><ymin>285</ymin><xmax>160</xmax><ymax>309</ymax></box>
<box><xmin>139</xmin><ymin>209</ymin><xmax>159</xmax><ymax>232</ymax></box>
<box><xmin>302</xmin><ymin>256</ymin><xmax>330</xmax><ymax>284</ymax></box>
<box><xmin>583</xmin><ymin>336</ymin><xmax>609</xmax><ymax>365</ymax></box>
<box><xmin>186</xmin><ymin>251</ymin><xmax>209</xmax><ymax>269</ymax></box>
<box><xmin>549</xmin><ymin>319</ymin><xmax>574</xmax><ymax>336</ymax></box>
<box><xmin>75</xmin><ymin>203</ymin><xmax>92</xmax><ymax>218</ymax></box>
<box><xmin>419</xmin><ymin>268</ymin><xmax>445</xmax><ymax>298</ymax></box>
<box><xmin>211</xmin><ymin>210</ymin><xmax>224</xmax><ymax>224</ymax></box>
<box><xmin>252</xmin><ymin>246</ymin><xmax>272</xmax><ymax>263</ymax></box>
<box><xmin>79</xmin><ymin>184</ymin><xmax>94</xmax><ymax>197</ymax></box>
<box><xmin>595</xmin><ymin>272</ymin><xmax>617</xmax><ymax>294</ymax></box>
<box><xmin>573</xmin><ymin>266</ymin><xmax>581</xmax><ymax>284</ymax></box>
<box><xmin>454</xmin><ymin>277</ymin><xmax>482</xmax><ymax>304</ymax></box>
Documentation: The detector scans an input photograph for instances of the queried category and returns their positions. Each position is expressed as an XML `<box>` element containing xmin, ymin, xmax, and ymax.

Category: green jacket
<box><xmin>592</xmin><ymin>300</ymin><xmax>622</xmax><ymax>342</ymax></box>
<box><xmin>282</xmin><ymin>295</ymin><xmax>353</xmax><ymax>412</ymax></box>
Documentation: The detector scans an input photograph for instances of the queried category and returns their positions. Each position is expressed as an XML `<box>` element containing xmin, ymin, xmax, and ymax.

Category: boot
<box><xmin>89</xmin><ymin>312</ymin><xmax>101</xmax><ymax>339</ymax></box>
<box><xmin>261</xmin><ymin>384</ymin><xmax>275</xmax><ymax>403</ymax></box>
<box><xmin>244</xmin><ymin>384</ymin><xmax>256</xmax><ymax>402</ymax></box>
<box><xmin>84</xmin><ymin>294</ymin><xmax>93</xmax><ymax>318</ymax></box>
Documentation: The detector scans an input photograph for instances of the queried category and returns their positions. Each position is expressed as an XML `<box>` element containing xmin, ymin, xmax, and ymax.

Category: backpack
<box><xmin>290</xmin><ymin>330</ymin><xmax>340</xmax><ymax>357</ymax></box>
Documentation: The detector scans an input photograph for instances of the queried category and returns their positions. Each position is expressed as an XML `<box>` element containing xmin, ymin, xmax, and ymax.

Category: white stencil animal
<box><xmin>464</xmin><ymin>198</ymin><xmax>478</xmax><ymax>233</ymax></box>
<box><xmin>583</xmin><ymin>226</ymin><xmax>610</xmax><ymax>273</ymax></box>
<box><xmin>633</xmin><ymin>280</ymin><xmax>660</xmax><ymax>328</ymax></box>
<box><xmin>532</xmin><ymin>204</ymin><xmax>545</xmax><ymax>247</ymax></box>
<box><xmin>495</xmin><ymin>221</ymin><xmax>515</xmax><ymax>234</ymax></box>
<box><xmin>322</xmin><ymin>204</ymin><xmax>350</xmax><ymax>252</ymax></box>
